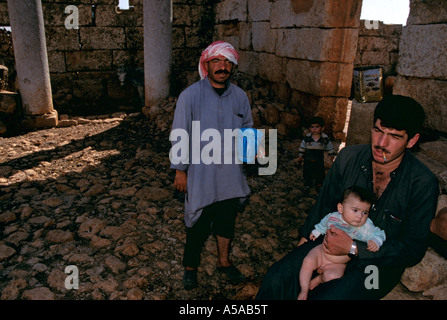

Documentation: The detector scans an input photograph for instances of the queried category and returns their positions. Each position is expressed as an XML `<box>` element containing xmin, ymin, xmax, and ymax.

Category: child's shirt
<box><xmin>312</xmin><ymin>211</ymin><xmax>386</xmax><ymax>248</ymax></box>
<box><xmin>298</xmin><ymin>133</ymin><xmax>336</xmax><ymax>161</ymax></box>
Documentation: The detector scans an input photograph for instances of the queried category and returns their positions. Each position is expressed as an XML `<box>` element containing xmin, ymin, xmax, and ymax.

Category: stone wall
<box><xmin>213</xmin><ymin>0</ymin><xmax>363</xmax><ymax>140</ymax></box>
<box><xmin>2</xmin><ymin>0</ymin><xmax>445</xmax><ymax>138</ymax></box>
<box><xmin>171</xmin><ymin>0</ymin><xmax>214</xmax><ymax>94</ymax></box>
<box><xmin>0</xmin><ymin>28</ymin><xmax>13</xmax><ymax>83</ymax></box>
<box><xmin>0</xmin><ymin>0</ymin><xmax>409</xmax><ymax>140</ymax></box>
<box><xmin>0</xmin><ymin>0</ymin><xmax>214</xmax><ymax>115</ymax></box>
<box><xmin>355</xmin><ymin>20</ymin><xmax>402</xmax><ymax>77</ymax></box>
<box><xmin>393</xmin><ymin>0</ymin><xmax>447</xmax><ymax>134</ymax></box>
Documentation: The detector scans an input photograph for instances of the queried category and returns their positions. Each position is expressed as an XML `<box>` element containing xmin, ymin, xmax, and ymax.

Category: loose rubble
<box><xmin>0</xmin><ymin>107</ymin><xmax>436</xmax><ymax>300</ymax></box>
<box><xmin>0</xmin><ymin>109</ymin><xmax>313</xmax><ymax>300</ymax></box>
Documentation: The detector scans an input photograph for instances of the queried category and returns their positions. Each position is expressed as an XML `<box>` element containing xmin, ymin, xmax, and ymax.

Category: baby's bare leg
<box><xmin>298</xmin><ymin>245</ymin><xmax>322</xmax><ymax>300</ymax></box>
<box><xmin>320</xmin><ymin>262</ymin><xmax>347</xmax><ymax>283</ymax></box>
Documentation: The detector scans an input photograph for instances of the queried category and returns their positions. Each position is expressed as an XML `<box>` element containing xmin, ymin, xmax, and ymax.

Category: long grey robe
<box><xmin>170</xmin><ymin>77</ymin><xmax>253</xmax><ymax>227</ymax></box>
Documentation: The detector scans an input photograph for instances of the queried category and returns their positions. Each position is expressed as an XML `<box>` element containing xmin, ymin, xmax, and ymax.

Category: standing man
<box><xmin>256</xmin><ymin>95</ymin><xmax>439</xmax><ymax>299</ymax></box>
<box><xmin>170</xmin><ymin>41</ymin><xmax>253</xmax><ymax>290</ymax></box>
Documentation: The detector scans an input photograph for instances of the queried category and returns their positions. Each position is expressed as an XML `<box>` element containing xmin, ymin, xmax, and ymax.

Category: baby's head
<box><xmin>337</xmin><ymin>186</ymin><xmax>374</xmax><ymax>227</ymax></box>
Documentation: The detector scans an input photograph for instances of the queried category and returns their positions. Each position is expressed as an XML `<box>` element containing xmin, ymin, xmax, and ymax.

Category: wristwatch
<box><xmin>349</xmin><ymin>241</ymin><xmax>357</xmax><ymax>257</ymax></box>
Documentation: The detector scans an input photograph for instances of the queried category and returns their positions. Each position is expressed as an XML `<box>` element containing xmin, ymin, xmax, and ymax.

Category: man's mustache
<box><xmin>214</xmin><ymin>69</ymin><xmax>230</xmax><ymax>75</ymax></box>
<box><xmin>374</xmin><ymin>146</ymin><xmax>389</xmax><ymax>154</ymax></box>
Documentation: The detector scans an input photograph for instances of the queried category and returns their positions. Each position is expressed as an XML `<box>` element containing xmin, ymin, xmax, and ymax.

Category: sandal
<box><xmin>217</xmin><ymin>265</ymin><xmax>245</xmax><ymax>284</ymax></box>
<box><xmin>183</xmin><ymin>269</ymin><xmax>198</xmax><ymax>290</ymax></box>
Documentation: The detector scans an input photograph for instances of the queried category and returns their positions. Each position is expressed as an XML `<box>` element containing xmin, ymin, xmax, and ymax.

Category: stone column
<box><xmin>7</xmin><ymin>0</ymin><xmax>57</xmax><ymax>128</ymax></box>
<box><xmin>143</xmin><ymin>0</ymin><xmax>172</xmax><ymax>107</ymax></box>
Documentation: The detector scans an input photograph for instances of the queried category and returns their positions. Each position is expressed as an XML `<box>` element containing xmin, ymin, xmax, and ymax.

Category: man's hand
<box><xmin>322</xmin><ymin>226</ymin><xmax>352</xmax><ymax>256</ymax></box>
<box><xmin>174</xmin><ymin>170</ymin><xmax>187</xmax><ymax>193</ymax></box>
<box><xmin>297</xmin><ymin>237</ymin><xmax>308</xmax><ymax>247</ymax></box>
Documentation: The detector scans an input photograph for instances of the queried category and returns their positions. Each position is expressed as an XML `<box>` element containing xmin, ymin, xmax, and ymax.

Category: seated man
<box><xmin>256</xmin><ymin>95</ymin><xmax>439</xmax><ymax>300</ymax></box>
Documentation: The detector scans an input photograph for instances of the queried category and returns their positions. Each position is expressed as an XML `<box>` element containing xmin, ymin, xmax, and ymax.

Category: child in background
<box><xmin>297</xmin><ymin>117</ymin><xmax>335</xmax><ymax>193</ymax></box>
<box><xmin>298</xmin><ymin>186</ymin><xmax>386</xmax><ymax>300</ymax></box>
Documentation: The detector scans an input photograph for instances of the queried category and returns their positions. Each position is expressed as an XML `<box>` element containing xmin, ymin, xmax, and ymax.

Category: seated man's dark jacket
<box><xmin>300</xmin><ymin>144</ymin><xmax>439</xmax><ymax>268</ymax></box>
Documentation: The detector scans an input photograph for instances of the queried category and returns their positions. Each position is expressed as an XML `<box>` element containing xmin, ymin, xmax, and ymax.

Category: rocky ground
<box><xmin>0</xmin><ymin>108</ymin><xmax>315</xmax><ymax>300</ymax></box>
<box><xmin>0</xmin><ymin>107</ymin><xmax>429</xmax><ymax>300</ymax></box>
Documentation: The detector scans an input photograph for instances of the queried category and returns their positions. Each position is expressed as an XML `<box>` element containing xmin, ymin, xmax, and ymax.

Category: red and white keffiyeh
<box><xmin>198</xmin><ymin>41</ymin><xmax>239</xmax><ymax>79</ymax></box>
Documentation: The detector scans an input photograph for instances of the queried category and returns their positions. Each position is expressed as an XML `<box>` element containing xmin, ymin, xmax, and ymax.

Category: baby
<box><xmin>298</xmin><ymin>186</ymin><xmax>386</xmax><ymax>300</ymax></box>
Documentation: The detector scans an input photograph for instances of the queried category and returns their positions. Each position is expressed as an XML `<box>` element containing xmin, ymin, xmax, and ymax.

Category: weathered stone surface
<box><xmin>80</xmin><ymin>27</ymin><xmax>126</xmax><ymax>50</ymax></box>
<box><xmin>407</xmin><ymin>0</ymin><xmax>447</xmax><ymax>25</ymax></box>
<box><xmin>42</xmin><ymin>197</ymin><xmax>64</xmax><ymax>207</ymax></box>
<box><xmin>84</xmin><ymin>184</ymin><xmax>106</xmax><ymax>196</ymax></box>
<box><xmin>397</xmin><ymin>24</ymin><xmax>447</xmax><ymax>80</ymax></box>
<box><xmin>215</xmin><ymin>0</ymin><xmax>248</xmax><ymax>23</ymax></box>
<box><xmin>0</xmin><ymin>91</ymin><xmax>17</xmax><ymax>114</ymax></box>
<box><xmin>78</xmin><ymin>218</ymin><xmax>106</xmax><ymax>239</ymax></box>
<box><xmin>423</xmin><ymin>284</ymin><xmax>447</xmax><ymax>300</ymax></box>
<box><xmin>315</xmin><ymin>97</ymin><xmax>349</xmax><ymax>140</ymax></box>
<box><xmin>90</xmin><ymin>235</ymin><xmax>112</xmax><ymax>248</ymax></box>
<box><xmin>0</xmin><ymin>243</ymin><xmax>16</xmax><ymax>261</ymax></box>
<box><xmin>47</xmin><ymin>51</ymin><xmax>66</xmax><ymax>73</ymax></box>
<box><xmin>234</xmin><ymin>283</ymin><xmax>259</xmax><ymax>300</ymax></box>
<box><xmin>262</xmin><ymin>104</ymin><xmax>280</xmax><ymax>125</ymax></box>
<box><xmin>420</xmin><ymin>141</ymin><xmax>447</xmax><ymax>165</ymax></box>
<box><xmin>42</xmin><ymin>3</ymin><xmax>93</xmax><ymax>27</ymax></box>
<box><xmin>95</xmin><ymin>4</ymin><xmax>143</xmax><ymax>27</ymax></box>
<box><xmin>0</xmin><ymin>211</ymin><xmax>16</xmax><ymax>224</ymax></box>
<box><xmin>258</xmin><ymin>53</ymin><xmax>286</xmax><ymax>84</ymax></box>
<box><xmin>270</xmin><ymin>0</ymin><xmax>362</xmax><ymax>28</ymax></box>
<box><xmin>127</xmin><ymin>287</ymin><xmax>144</xmax><ymax>300</ymax></box>
<box><xmin>276</xmin><ymin>28</ymin><xmax>358</xmax><ymax>63</ymax></box>
<box><xmin>346</xmin><ymin>100</ymin><xmax>376</xmax><ymax>146</ymax></box>
<box><xmin>357</xmin><ymin>50</ymin><xmax>390</xmax><ymax>67</ymax></box>
<box><xmin>135</xmin><ymin>186</ymin><xmax>172</xmax><ymax>202</ymax></box>
<box><xmin>1</xmin><ymin>278</ymin><xmax>27</xmax><ymax>300</ymax></box>
<box><xmin>110</xmin><ymin>187</ymin><xmax>137</xmax><ymax>197</ymax></box>
<box><xmin>21</xmin><ymin>110</ymin><xmax>59</xmax><ymax>129</ymax></box>
<box><xmin>115</xmin><ymin>238</ymin><xmax>139</xmax><ymax>257</ymax></box>
<box><xmin>393</xmin><ymin>76</ymin><xmax>447</xmax><ymax>133</ymax></box>
<box><xmin>47</xmin><ymin>270</ymin><xmax>68</xmax><ymax>292</ymax></box>
<box><xmin>0</xmin><ymin>3</ymin><xmax>9</xmax><ymax>25</ymax></box>
<box><xmin>66</xmin><ymin>51</ymin><xmax>112</xmax><ymax>72</ymax></box>
<box><xmin>172</xmin><ymin>4</ymin><xmax>209</xmax><ymax>26</ymax></box>
<box><xmin>93</xmin><ymin>276</ymin><xmax>119</xmax><ymax>294</ymax></box>
<box><xmin>45</xmin><ymin>230</ymin><xmax>74</xmax><ymax>243</ymax></box>
<box><xmin>238</xmin><ymin>51</ymin><xmax>259</xmax><ymax>77</ymax></box>
<box><xmin>280</xmin><ymin>112</ymin><xmax>301</xmax><ymax>131</ymax></box>
<box><xmin>57</xmin><ymin>119</ymin><xmax>78</xmax><ymax>128</ymax></box>
<box><xmin>358</xmin><ymin>35</ymin><xmax>399</xmax><ymax>53</ymax></box>
<box><xmin>248</xmin><ymin>0</ymin><xmax>272</xmax><ymax>21</ymax></box>
<box><xmin>6</xmin><ymin>231</ymin><xmax>29</xmax><ymax>246</ymax></box>
<box><xmin>286</xmin><ymin>59</ymin><xmax>354</xmax><ymax>97</ymax></box>
<box><xmin>105</xmin><ymin>255</ymin><xmax>127</xmax><ymax>274</ymax></box>
<box><xmin>22</xmin><ymin>287</ymin><xmax>55</xmax><ymax>300</ymax></box>
<box><xmin>45</xmin><ymin>27</ymin><xmax>80</xmax><ymax>51</ymax></box>
<box><xmin>252</xmin><ymin>22</ymin><xmax>277</xmax><ymax>54</ymax></box>
<box><xmin>401</xmin><ymin>248</ymin><xmax>447</xmax><ymax>292</ymax></box>
<box><xmin>355</xmin><ymin>21</ymin><xmax>402</xmax><ymax>77</ymax></box>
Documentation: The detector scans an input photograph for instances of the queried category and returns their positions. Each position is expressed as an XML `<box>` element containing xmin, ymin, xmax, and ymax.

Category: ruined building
<box><xmin>0</xmin><ymin>0</ymin><xmax>447</xmax><ymax>300</ymax></box>
<box><xmin>0</xmin><ymin>0</ymin><xmax>446</xmax><ymax>142</ymax></box>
